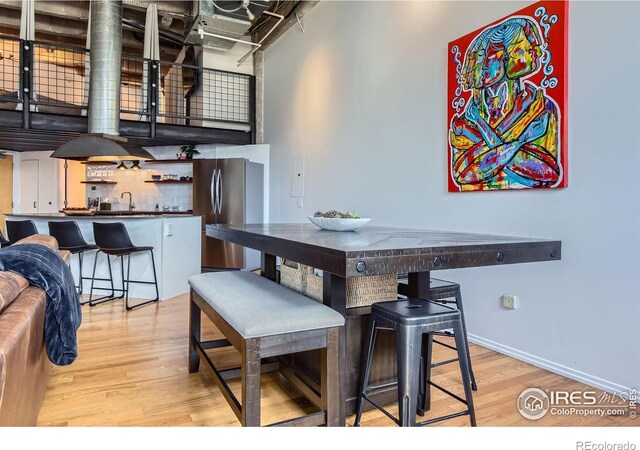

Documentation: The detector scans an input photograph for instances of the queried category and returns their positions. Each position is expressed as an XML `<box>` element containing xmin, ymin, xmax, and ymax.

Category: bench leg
<box><xmin>188</xmin><ymin>292</ymin><xmax>201</xmax><ymax>373</ymax></box>
<box><xmin>321</xmin><ymin>327</ymin><xmax>341</xmax><ymax>427</ymax></box>
<box><xmin>242</xmin><ymin>338</ymin><xmax>261</xmax><ymax>427</ymax></box>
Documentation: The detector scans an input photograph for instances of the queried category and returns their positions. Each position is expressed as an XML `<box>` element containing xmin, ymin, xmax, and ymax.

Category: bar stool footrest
<box><xmin>426</xmin><ymin>379</ymin><xmax>468</xmax><ymax>406</ymax></box>
<box><xmin>431</xmin><ymin>357</ymin><xmax>460</xmax><ymax>368</ymax></box>
<box><xmin>432</xmin><ymin>338</ymin><xmax>457</xmax><ymax>351</ymax></box>
<box><xmin>417</xmin><ymin>410</ymin><xmax>470</xmax><ymax>426</ymax></box>
<box><xmin>360</xmin><ymin>394</ymin><xmax>400</xmax><ymax>426</ymax></box>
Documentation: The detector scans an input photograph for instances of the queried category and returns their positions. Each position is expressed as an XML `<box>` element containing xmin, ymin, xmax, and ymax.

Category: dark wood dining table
<box><xmin>206</xmin><ymin>223</ymin><xmax>561</xmax><ymax>426</ymax></box>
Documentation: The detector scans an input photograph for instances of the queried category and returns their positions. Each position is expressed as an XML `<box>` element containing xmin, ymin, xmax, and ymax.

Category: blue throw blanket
<box><xmin>0</xmin><ymin>243</ymin><xmax>82</xmax><ymax>366</ymax></box>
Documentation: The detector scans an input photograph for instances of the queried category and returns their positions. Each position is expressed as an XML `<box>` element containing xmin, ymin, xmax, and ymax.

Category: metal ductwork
<box><xmin>52</xmin><ymin>0</ymin><xmax>153</xmax><ymax>162</ymax></box>
<box><xmin>122</xmin><ymin>15</ymin><xmax>184</xmax><ymax>46</ymax></box>
<box><xmin>185</xmin><ymin>0</ymin><xmax>270</xmax><ymax>51</ymax></box>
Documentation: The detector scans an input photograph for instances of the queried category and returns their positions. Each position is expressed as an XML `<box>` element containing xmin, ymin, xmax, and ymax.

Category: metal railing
<box><xmin>0</xmin><ymin>36</ymin><xmax>21</xmax><ymax>104</ymax></box>
<box><xmin>120</xmin><ymin>55</ymin><xmax>149</xmax><ymax>120</ymax></box>
<box><xmin>0</xmin><ymin>35</ymin><xmax>256</xmax><ymax>137</ymax></box>
<box><xmin>32</xmin><ymin>41</ymin><xmax>90</xmax><ymax>113</ymax></box>
<box><xmin>158</xmin><ymin>61</ymin><xmax>253</xmax><ymax>126</ymax></box>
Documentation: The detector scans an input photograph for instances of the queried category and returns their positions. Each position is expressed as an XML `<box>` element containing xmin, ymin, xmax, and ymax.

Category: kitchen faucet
<box><xmin>121</xmin><ymin>192</ymin><xmax>135</xmax><ymax>211</ymax></box>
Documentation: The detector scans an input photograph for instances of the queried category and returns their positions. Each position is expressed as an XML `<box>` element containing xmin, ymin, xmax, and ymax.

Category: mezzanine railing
<box><xmin>0</xmin><ymin>35</ymin><xmax>256</xmax><ymax>138</ymax></box>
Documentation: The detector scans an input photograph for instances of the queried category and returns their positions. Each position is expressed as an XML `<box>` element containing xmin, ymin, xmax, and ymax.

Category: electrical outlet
<box><xmin>502</xmin><ymin>294</ymin><xmax>519</xmax><ymax>310</ymax></box>
<box><xmin>296</xmin><ymin>197</ymin><xmax>303</xmax><ymax>208</ymax></box>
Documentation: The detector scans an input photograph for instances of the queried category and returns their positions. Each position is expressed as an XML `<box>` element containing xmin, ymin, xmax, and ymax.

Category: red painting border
<box><xmin>447</xmin><ymin>1</ymin><xmax>568</xmax><ymax>192</ymax></box>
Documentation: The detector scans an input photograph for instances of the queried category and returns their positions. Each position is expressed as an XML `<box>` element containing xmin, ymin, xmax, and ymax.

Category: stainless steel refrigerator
<box><xmin>193</xmin><ymin>158</ymin><xmax>264</xmax><ymax>270</ymax></box>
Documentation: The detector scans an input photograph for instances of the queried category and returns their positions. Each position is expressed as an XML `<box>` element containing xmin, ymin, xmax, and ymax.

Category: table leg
<box><xmin>323</xmin><ymin>273</ymin><xmax>347</xmax><ymax>426</ymax></box>
<box><xmin>260</xmin><ymin>252</ymin><xmax>277</xmax><ymax>282</ymax></box>
<box><xmin>407</xmin><ymin>271</ymin><xmax>431</xmax><ymax>299</ymax></box>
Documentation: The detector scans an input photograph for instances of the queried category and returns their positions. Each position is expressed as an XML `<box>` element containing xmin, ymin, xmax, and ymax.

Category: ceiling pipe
<box><xmin>89</xmin><ymin>0</ymin><xmax>123</xmax><ymax>136</ymax></box>
<box><xmin>51</xmin><ymin>0</ymin><xmax>154</xmax><ymax>162</ymax></box>
<box><xmin>122</xmin><ymin>15</ymin><xmax>184</xmax><ymax>46</ymax></box>
<box><xmin>236</xmin><ymin>10</ymin><xmax>284</xmax><ymax>67</ymax></box>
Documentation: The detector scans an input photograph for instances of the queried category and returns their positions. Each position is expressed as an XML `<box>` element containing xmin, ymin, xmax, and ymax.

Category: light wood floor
<box><xmin>37</xmin><ymin>294</ymin><xmax>636</xmax><ymax>427</ymax></box>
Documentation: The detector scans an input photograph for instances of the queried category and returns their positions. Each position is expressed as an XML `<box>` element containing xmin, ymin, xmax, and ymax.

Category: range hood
<box><xmin>51</xmin><ymin>0</ymin><xmax>154</xmax><ymax>162</ymax></box>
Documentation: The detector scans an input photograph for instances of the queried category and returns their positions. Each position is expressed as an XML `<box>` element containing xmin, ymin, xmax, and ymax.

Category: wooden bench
<box><xmin>188</xmin><ymin>271</ymin><xmax>345</xmax><ymax>427</ymax></box>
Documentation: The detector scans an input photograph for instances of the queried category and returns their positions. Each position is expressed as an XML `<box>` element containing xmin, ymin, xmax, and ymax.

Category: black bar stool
<box><xmin>398</xmin><ymin>274</ymin><xmax>477</xmax><ymax>392</ymax></box>
<box><xmin>89</xmin><ymin>222</ymin><xmax>159</xmax><ymax>310</ymax></box>
<box><xmin>0</xmin><ymin>229</ymin><xmax>9</xmax><ymax>248</ymax></box>
<box><xmin>6</xmin><ymin>220</ymin><xmax>38</xmax><ymax>245</ymax></box>
<box><xmin>354</xmin><ymin>299</ymin><xmax>476</xmax><ymax>427</ymax></box>
<box><xmin>48</xmin><ymin>221</ymin><xmax>98</xmax><ymax>301</ymax></box>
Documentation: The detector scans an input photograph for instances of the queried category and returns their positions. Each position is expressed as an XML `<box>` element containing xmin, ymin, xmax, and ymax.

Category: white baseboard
<box><xmin>468</xmin><ymin>333</ymin><xmax>632</xmax><ymax>395</ymax></box>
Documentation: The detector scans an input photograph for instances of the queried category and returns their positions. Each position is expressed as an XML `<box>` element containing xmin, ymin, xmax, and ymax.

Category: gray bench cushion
<box><xmin>189</xmin><ymin>272</ymin><xmax>345</xmax><ymax>339</ymax></box>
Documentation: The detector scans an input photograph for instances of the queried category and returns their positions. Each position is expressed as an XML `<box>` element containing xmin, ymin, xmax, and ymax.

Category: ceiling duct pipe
<box><xmin>122</xmin><ymin>15</ymin><xmax>184</xmax><ymax>46</ymax></box>
<box><xmin>52</xmin><ymin>0</ymin><xmax>154</xmax><ymax>162</ymax></box>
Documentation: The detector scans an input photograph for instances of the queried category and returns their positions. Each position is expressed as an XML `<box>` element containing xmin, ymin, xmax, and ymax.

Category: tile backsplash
<box><xmin>83</xmin><ymin>145</ymin><xmax>221</xmax><ymax>212</ymax></box>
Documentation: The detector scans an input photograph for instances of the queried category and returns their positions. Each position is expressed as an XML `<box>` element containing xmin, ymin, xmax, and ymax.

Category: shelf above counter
<box><xmin>80</xmin><ymin>181</ymin><xmax>117</xmax><ymax>184</ymax></box>
<box><xmin>145</xmin><ymin>180</ymin><xmax>192</xmax><ymax>184</ymax></box>
<box><xmin>144</xmin><ymin>159</ymin><xmax>196</xmax><ymax>164</ymax></box>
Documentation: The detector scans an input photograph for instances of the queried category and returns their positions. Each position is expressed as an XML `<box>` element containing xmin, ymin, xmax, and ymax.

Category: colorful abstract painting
<box><xmin>447</xmin><ymin>1</ymin><xmax>568</xmax><ymax>192</ymax></box>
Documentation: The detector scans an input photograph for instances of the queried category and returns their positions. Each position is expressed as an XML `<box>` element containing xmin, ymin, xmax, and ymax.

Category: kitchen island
<box><xmin>6</xmin><ymin>213</ymin><xmax>201</xmax><ymax>301</ymax></box>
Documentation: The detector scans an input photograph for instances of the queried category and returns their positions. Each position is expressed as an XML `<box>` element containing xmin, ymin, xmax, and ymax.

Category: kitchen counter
<box><xmin>6</xmin><ymin>213</ymin><xmax>201</xmax><ymax>300</ymax></box>
<box><xmin>95</xmin><ymin>210</ymin><xmax>194</xmax><ymax>216</ymax></box>
<box><xmin>8</xmin><ymin>212</ymin><xmax>194</xmax><ymax>219</ymax></box>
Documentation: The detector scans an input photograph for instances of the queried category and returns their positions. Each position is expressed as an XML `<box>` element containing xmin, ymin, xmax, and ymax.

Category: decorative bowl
<box><xmin>308</xmin><ymin>216</ymin><xmax>371</xmax><ymax>231</ymax></box>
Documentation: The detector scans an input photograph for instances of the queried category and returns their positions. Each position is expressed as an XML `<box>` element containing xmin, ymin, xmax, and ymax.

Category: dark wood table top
<box><xmin>206</xmin><ymin>223</ymin><xmax>561</xmax><ymax>278</ymax></box>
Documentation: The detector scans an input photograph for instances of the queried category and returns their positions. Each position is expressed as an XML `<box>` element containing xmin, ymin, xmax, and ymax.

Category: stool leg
<box><xmin>188</xmin><ymin>293</ymin><xmax>201</xmax><ymax>373</ymax></box>
<box><xmin>418</xmin><ymin>333</ymin><xmax>433</xmax><ymax>415</ymax></box>
<box><xmin>104</xmin><ymin>254</ymin><xmax>116</xmax><ymax>299</ymax></box>
<box><xmin>150</xmin><ymin>249</ymin><xmax>159</xmax><ymax>301</ymax></box>
<box><xmin>396</xmin><ymin>327</ymin><xmax>421</xmax><ymax>427</ymax></box>
<box><xmin>87</xmin><ymin>250</ymin><xmax>99</xmax><ymax>305</ymax></box>
<box><xmin>90</xmin><ymin>253</ymin><xmax>121</xmax><ymax>306</ymax></box>
<box><xmin>124</xmin><ymin>255</ymin><xmax>131</xmax><ymax>309</ymax></box>
<box><xmin>77</xmin><ymin>252</ymin><xmax>83</xmax><ymax>295</ymax></box>
<box><xmin>454</xmin><ymin>290</ymin><xmax>477</xmax><ymax>391</ymax></box>
<box><xmin>125</xmin><ymin>251</ymin><xmax>160</xmax><ymax>310</ymax></box>
<box><xmin>354</xmin><ymin>319</ymin><xmax>378</xmax><ymax>427</ymax></box>
<box><xmin>241</xmin><ymin>338</ymin><xmax>261</xmax><ymax>427</ymax></box>
<box><xmin>453</xmin><ymin>320</ymin><xmax>477</xmax><ymax>426</ymax></box>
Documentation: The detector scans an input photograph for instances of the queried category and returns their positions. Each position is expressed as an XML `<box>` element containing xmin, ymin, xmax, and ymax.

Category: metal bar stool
<box><xmin>89</xmin><ymin>222</ymin><xmax>159</xmax><ymax>310</ymax></box>
<box><xmin>48</xmin><ymin>221</ymin><xmax>98</xmax><ymax>302</ymax></box>
<box><xmin>354</xmin><ymin>299</ymin><xmax>476</xmax><ymax>427</ymax></box>
<box><xmin>6</xmin><ymin>220</ymin><xmax>38</xmax><ymax>245</ymax></box>
<box><xmin>398</xmin><ymin>274</ymin><xmax>477</xmax><ymax>394</ymax></box>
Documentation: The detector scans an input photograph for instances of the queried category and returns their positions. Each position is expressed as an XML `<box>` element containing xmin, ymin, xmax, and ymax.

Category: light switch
<box><xmin>164</xmin><ymin>223</ymin><xmax>174</xmax><ymax>236</ymax></box>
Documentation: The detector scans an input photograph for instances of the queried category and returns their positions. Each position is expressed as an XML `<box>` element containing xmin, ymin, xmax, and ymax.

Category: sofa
<box><xmin>0</xmin><ymin>235</ymin><xmax>70</xmax><ymax>426</ymax></box>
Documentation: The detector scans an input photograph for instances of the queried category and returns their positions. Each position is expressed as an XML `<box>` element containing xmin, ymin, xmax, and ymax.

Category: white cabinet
<box><xmin>15</xmin><ymin>151</ymin><xmax>62</xmax><ymax>213</ymax></box>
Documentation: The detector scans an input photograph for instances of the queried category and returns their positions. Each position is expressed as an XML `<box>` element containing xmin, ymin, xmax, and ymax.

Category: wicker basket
<box><xmin>279</xmin><ymin>259</ymin><xmax>312</xmax><ymax>294</ymax></box>
<box><xmin>280</xmin><ymin>260</ymin><xmax>397</xmax><ymax>308</ymax></box>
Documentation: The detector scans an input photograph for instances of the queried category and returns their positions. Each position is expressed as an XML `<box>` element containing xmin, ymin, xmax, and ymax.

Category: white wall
<box><xmin>263</xmin><ymin>1</ymin><xmax>640</xmax><ymax>392</ymax></box>
<box><xmin>202</xmin><ymin>42</ymin><xmax>254</xmax><ymax>75</ymax></box>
